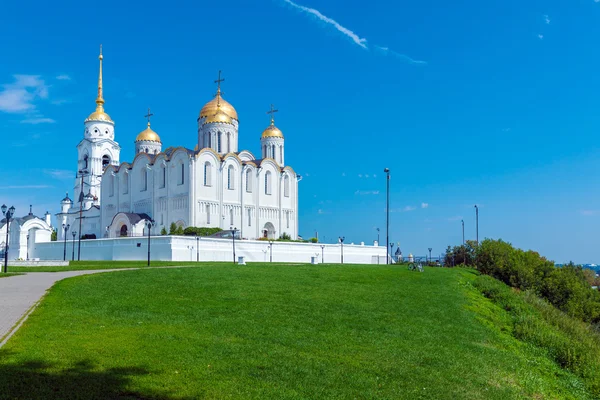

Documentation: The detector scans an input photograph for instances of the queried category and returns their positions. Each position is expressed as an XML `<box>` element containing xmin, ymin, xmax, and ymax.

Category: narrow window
<box><xmin>208</xmin><ymin>133</ymin><xmax>212</xmax><ymax>149</ymax></box>
<box><xmin>141</xmin><ymin>168</ymin><xmax>147</xmax><ymax>191</ymax></box>
<box><xmin>227</xmin><ymin>133</ymin><xmax>231</xmax><ymax>153</ymax></box>
<box><xmin>206</xmin><ymin>204</ymin><xmax>211</xmax><ymax>224</ymax></box>
<box><xmin>287</xmin><ymin>211</ymin><xmax>290</xmax><ymax>228</ymax></box>
<box><xmin>246</xmin><ymin>169</ymin><xmax>252</xmax><ymax>193</ymax></box>
<box><xmin>248</xmin><ymin>208</ymin><xmax>251</xmax><ymax>226</ymax></box>
<box><xmin>284</xmin><ymin>175</ymin><xmax>290</xmax><ymax>197</ymax></box>
<box><xmin>109</xmin><ymin>175</ymin><xmax>114</xmax><ymax>197</ymax></box>
<box><xmin>279</xmin><ymin>146</ymin><xmax>283</xmax><ymax>163</ymax></box>
<box><xmin>102</xmin><ymin>155</ymin><xmax>111</xmax><ymax>169</ymax></box>
<box><xmin>123</xmin><ymin>173</ymin><xmax>129</xmax><ymax>194</ymax></box>
<box><xmin>230</xmin><ymin>208</ymin><xmax>234</xmax><ymax>225</ymax></box>
<box><xmin>217</xmin><ymin>132</ymin><xmax>222</xmax><ymax>153</ymax></box>
<box><xmin>227</xmin><ymin>165</ymin><xmax>234</xmax><ymax>190</ymax></box>
<box><xmin>179</xmin><ymin>163</ymin><xmax>185</xmax><ymax>185</ymax></box>
<box><xmin>161</xmin><ymin>166</ymin><xmax>166</xmax><ymax>188</ymax></box>
<box><xmin>204</xmin><ymin>162</ymin><xmax>212</xmax><ymax>186</ymax></box>
<box><xmin>265</xmin><ymin>171</ymin><xmax>271</xmax><ymax>195</ymax></box>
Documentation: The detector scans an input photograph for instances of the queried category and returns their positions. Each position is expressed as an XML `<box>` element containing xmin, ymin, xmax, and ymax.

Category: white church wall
<box><xmin>165</xmin><ymin>149</ymin><xmax>191</xmax><ymax>229</ymax></box>
<box><xmin>31</xmin><ymin>236</ymin><xmax>386</xmax><ymax>264</ymax></box>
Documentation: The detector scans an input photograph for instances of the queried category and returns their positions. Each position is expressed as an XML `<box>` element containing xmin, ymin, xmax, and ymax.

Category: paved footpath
<box><xmin>0</xmin><ymin>268</ymin><xmax>170</xmax><ymax>348</ymax></box>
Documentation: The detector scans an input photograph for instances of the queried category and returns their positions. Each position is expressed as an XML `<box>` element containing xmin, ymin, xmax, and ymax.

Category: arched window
<box><xmin>102</xmin><ymin>155</ymin><xmax>111</xmax><ymax>169</ymax></box>
<box><xmin>83</xmin><ymin>154</ymin><xmax>89</xmax><ymax>170</ymax></box>
<box><xmin>160</xmin><ymin>166</ymin><xmax>166</xmax><ymax>188</ymax></box>
<box><xmin>204</xmin><ymin>162</ymin><xmax>212</xmax><ymax>186</ymax></box>
<box><xmin>141</xmin><ymin>168</ymin><xmax>147</xmax><ymax>191</ymax></box>
<box><xmin>272</xmin><ymin>145</ymin><xmax>276</xmax><ymax>159</ymax></box>
<box><xmin>207</xmin><ymin>133</ymin><xmax>212</xmax><ymax>149</ymax></box>
<box><xmin>123</xmin><ymin>173</ymin><xmax>129</xmax><ymax>194</ymax></box>
<box><xmin>227</xmin><ymin>165</ymin><xmax>235</xmax><ymax>190</ymax></box>
<box><xmin>179</xmin><ymin>163</ymin><xmax>185</xmax><ymax>185</ymax></box>
<box><xmin>246</xmin><ymin>169</ymin><xmax>252</xmax><ymax>193</ymax></box>
<box><xmin>265</xmin><ymin>171</ymin><xmax>272</xmax><ymax>195</ymax></box>
<box><xmin>217</xmin><ymin>132</ymin><xmax>222</xmax><ymax>153</ymax></box>
<box><xmin>284</xmin><ymin>175</ymin><xmax>290</xmax><ymax>197</ymax></box>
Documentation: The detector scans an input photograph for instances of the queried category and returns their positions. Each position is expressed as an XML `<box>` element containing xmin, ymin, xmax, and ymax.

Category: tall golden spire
<box><xmin>96</xmin><ymin>44</ymin><xmax>104</xmax><ymax>109</ymax></box>
<box><xmin>85</xmin><ymin>45</ymin><xmax>113</xmax><ymax>123</ymax></box>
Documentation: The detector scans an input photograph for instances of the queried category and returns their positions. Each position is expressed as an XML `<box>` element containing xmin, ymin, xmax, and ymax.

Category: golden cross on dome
<box><xmin>214</xmin><ymin>70</ymin><xmax>225</xmax><ymax>93</ymax></box>
<box><xmin>266</xmin><ymin>104</ymin><xmax>278</xmax><ymax>124</ymax></box>
<box><xmin>144</xmin><ymin>108</ymin><xmax>153</xmax><ymax>126</ymax></box>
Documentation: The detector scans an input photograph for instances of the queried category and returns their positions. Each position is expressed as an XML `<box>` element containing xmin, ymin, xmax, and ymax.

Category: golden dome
<box><xmin>204</xmin><ymin>107</ymin><xmax>233</xmax><ymax>125</ymax></box>
<box><xmin>199</xmin><ymin>89</ymin><xmax>238</xmax><ymax>121</ymax></box>
<box><xmin>135</xmin><ymin>123</ymin><xmax>161</xmax><ymax>142</ymax></box>
<box><xmin>85</xmin><ymin>45</ymin><xmax>114</xmax><ymax>124</ymax></box>
<box><xmin>261</xmin><ymin>121</ymin><xmax>284</xmax><ymax>138</ymax></box>
<box><xmin>86</xmin><ymin>107</ymin><xmax>113</xmax><ymax>123</ymax></box>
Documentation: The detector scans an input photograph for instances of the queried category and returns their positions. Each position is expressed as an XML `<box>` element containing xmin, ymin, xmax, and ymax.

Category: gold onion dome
<box><xmin>199</xmin><ymin>89</ymin><xmax>238</xmax><ymax>121</ymax></box>
<box><xmin>204</xmin><ymin>107</ymin><xmax>233</xmax><ymax>125</ymax></box>
<box><xmin>136</xmin><ymin>123</ymin><xmax>161</xmax><ymax>142</ymax></box>
<box><xmin>85</xmin><ymin>45</ymin><xmax>113</xmax><ymax>124</ymax></box>
<box><xmin>261</xmin><ymin>121</ymin><xmax>284</xmax><ymax>138</ymax></box>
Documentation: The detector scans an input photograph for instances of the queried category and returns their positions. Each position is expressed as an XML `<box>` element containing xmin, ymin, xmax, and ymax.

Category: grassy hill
<box><xmin>0</xmin><ymin>265</ymin><xmax>594</xmax><ymax>399</ymax></box>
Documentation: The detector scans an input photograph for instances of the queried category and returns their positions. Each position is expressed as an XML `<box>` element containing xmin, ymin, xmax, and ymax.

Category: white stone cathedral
<box><xmin>57</xmin><ymin>48</ymin><xmax>299</xmax><ymax>241</ymax></box>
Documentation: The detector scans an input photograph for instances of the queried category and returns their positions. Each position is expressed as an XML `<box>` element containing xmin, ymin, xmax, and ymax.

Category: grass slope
<box><xmin>0</xmin><ymin>265</ymin><xmax>592</xmax><ymax>399</ymax></box>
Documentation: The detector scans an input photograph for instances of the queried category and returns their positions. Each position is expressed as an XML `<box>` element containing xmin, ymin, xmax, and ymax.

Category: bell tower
<box><xmin>75</xmin><ymin>45</ymin><xmax>121</xmax><ymax>209</ymax></box>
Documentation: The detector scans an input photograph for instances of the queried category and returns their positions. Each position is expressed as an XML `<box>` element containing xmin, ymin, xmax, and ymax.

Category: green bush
<box><xmin>279</xmin><ymin>232</ymin><xmax>292</xmax><ymax>240</ymax></box>
<box><xmin>444</xmin><ymin>240</ymin><xmax>477</xmax><ymax>266</ymax></box>
<box><xmin>50</xmin><ymin>229</ymin><xmax>57</xmax><ymax>242</ymax></box>
<box><xmin>474</xmin><ymin>275</ymin><xmax>600</xmax><ymax>395</ymax></box>
<box><xmin>160</xmin><ymin>227</ymin><xmax>167</xmax><ymax>236</ymax></box>
<box><xmin>182</xmin><ymin>227</ymin><xmax>223</xmax><ymax>237</ymax></box>
<box><xmin>169</xmin><ymin>223</ymin><xmax>177</xmax><ymax>235</ymax></box>
<box><xmin>310</xmin><ymin>237</ymin><xmax>318</xmax><ymax>243</ymax></box>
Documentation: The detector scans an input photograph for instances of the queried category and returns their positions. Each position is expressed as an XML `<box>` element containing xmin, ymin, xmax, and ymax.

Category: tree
<box><xmin>169</xmin><ymin>223</ymin><xmax>177</xmax><ymax>235</ymax></box>
<box><xmin>51</xmin><ymin>228</ymin><xmax>57</xmax><ymax>242</ymax></box>
<box><xmin>160</xmin><ymin>227</ymin><xmax>167</xmax><ymax>236</ymax></box>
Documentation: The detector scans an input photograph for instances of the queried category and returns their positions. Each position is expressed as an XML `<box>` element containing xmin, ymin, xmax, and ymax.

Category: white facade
<box><xmin>58</xmin><ymin>49</ymin><xmax>299</xmax><ymax>242</ymax></box>
<box><xmin>1</xmin><ymin>208</ymin><xmax>53</xmax><ymax>261</ymax></box>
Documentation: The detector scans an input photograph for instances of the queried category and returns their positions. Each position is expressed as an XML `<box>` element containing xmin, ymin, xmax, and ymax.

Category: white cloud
<box><xmin>0</xmin><ymin>75</ymin><xmax>49</xmax><ymax>113</ymax></box>
<box><xmin>421</xmin><ymin>202</ymin><xmax>429</xmax><ymax>209</ymax></box>
<box><xmin>0</xmin><ymin>185</ymin><xmax>52</xmax><ymax>189</ymax></box>
<box><xmin>354</xmin><ymin>190</ymin><xmax>379</xmax><ymax>195</ymax></box>
<box><xmin>43</xmin><ymin>169</ymin><xmax>73</xmax><ymax>180</ymax></box>
<box><xmin>374</xmin><ymin>46</ymin><xmax>427</xmax><ymax>65</ymax></box>
<box><xmin>56</xmin><ymin>74</ymin><xmax>71</xmax><ymax>81</ymax></box>
<box><xmin>20</xmin><ymin>118</ymin><xmax>55</xmax><ymax>124</ymax></box>
<box><xmin>538</xmin><ymin>34</ymin><xmax>544</xmax><ymax>40</ymax></box>
<box><xmin>280</xmin><ymin>1</ymin><xmax>425</xmax><ymax>65</ymax></box>
<box><xmin>282</xmin><ymin>0</ymin><xmax>368</xmax><ymax>49</ymax></box>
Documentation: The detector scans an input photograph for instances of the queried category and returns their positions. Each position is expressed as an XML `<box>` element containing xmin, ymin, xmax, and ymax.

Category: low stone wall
<box><xmin>30</xmin><ymin>237</ymin><xmax>388</xmax><ymax>264</ymax></box>
<box><xmin>8</xmin><ymin>260</ymin><xmax>70</xmax><ymax>267</ymax></box>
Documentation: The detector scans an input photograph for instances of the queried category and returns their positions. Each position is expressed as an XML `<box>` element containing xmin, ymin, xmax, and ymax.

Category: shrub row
<box><xmin>474</xmin><ymin>275</ymin><xmax>600</xmax><ymax>395</ymax></box>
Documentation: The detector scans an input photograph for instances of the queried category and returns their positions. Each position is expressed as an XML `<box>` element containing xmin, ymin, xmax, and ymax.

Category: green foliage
<box><xmin>160</xmin><ymin>227</ymin><xmax>167</xmax><ymax>236</ymax></box>
<box><xmin>279</xmin><ymin>232</ymin><xmax>292</xmax><ymax>240</ymax></box>
<box><xmin>50</xmin><ymin>229</ymin><xmax>57</xmax><ymax>242</ymax></box>
<box><xmin>474</xmin><ymin>275</ymin><xmax>600</xmax><ymax>395</ymax></box>
<box><xmin>175</xmin><ymin>226</ymin><xmax>184</xmax><ymax>235</ymax></box>
<box><xmin>169</xmin><ymin>222</ymin><xmax>177</xmax><ymax>235</ymax></box>
<box><xmin>182</xmin><ymin>227</ymin><xmax>223</xmax><ymax>237</ymax></box>
<box><xmin>474</xmin><ymin>239</ymin><xmax>600</xmax><ymax>325</ymax></box>
<box><xmin>310</xmin><ymin>237</ymin><xmax>318</xmax><ymax>243</ymax></box>
<box><xmin>444</xmin><ymin>240</ymin><xmax>477</xmax><ymax>266</ymax></box>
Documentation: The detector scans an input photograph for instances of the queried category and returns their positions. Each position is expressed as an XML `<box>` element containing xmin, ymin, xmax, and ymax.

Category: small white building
<box><xmin>1</xmin><ymin>206</ymin><xmax>53</xmax><ymax>260</ymax></box>
<box><xmin>58</xmin><ymin>48</ymin><xmax>299</xmax><ymax>242</ymax></box>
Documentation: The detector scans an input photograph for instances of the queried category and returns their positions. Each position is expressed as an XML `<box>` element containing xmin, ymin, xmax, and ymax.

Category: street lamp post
<box><xmin>384</xmin><ymin>168</ymin><xmax>390</xmax><ymax>264</ymax></box>
<box><xmin>268</xmin><ymin>240</ymin><xmax>273</xmax><ymax>262</ymax></box>
<box><xmin>376</xmin><ymin>228</ymin><xmax>380</xmax><ymax>245</ymax></box>
<box><xmin>339</xmin><ymin>236</ymin><xmax>345</xmax><ymax>264</ymax></box>
<box><xmin>231</xmin><ymin>227</ymin><xmax>238</xmax><ymax>264</ymax></box>
<box><xmin>461</xmin><ymin>219</ymin><xmax>465</xmax><ymax>245</ymax></box>
<box><xmin>320</xmin><ymin>245</ymin><xmax>325</xmax><ymax>264</ymax></box>
<box><xmin>390</xmin><ymin>242</ymin><xmax>395</xmax><ymax>264</ymax></box>
<box><xmin>474</xmin><ymin>205</ymin><xmax>479</xmax><ymax>245</ymax></box>
<box><xmin>2</xmin><ymin>205</ymin><xmax>15</xmax><ymax>273</ymax></box>
<box><xmin>71</xmin><ymin>231</ymin><xmax>77</xmax><ymax>261</ymax></box>
<box><xmin>62</xmin><ymin>223</ymin><xmax>70</xmax><ymax>261</ymax></box>
<box><xmin>145</xmin><ymin>219</ymin><xmax>155</xmax><ymax>266</ymax></box>
<box><xmin>428</xmin><ymin>247</ymin><xmax>432</xmax><ymax>263</ymax></box>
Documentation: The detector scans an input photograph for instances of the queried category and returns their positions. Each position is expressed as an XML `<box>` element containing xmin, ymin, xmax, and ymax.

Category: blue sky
<box><xmin>1</xmin><ymin>0</ymin><xmax>600</xmax><ymax>263</ymax></box>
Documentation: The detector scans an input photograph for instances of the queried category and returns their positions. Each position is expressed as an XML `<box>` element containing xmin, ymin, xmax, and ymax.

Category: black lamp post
<box><xmin>376</xmin><ymin>227</ymin><xmax>380</xmax><ymax>245</ymax></box>
<box><xmin>428</xmin><ymin>247</ymin><xmax>432</xmax><ymax>263</ymax></box>
<box><xmin>195</xmin><ymin>234</ymin><xmax>200</xmax><ymax>262</ymax></box>
<box><xmin>268</xmin><ymin>239</ymin><xmax>273</xmax><ymax>262</ymax></box>
<box><xmin>461</xmin><ymin>219</ymin><xmax>465</xmax><ymax>245</ymax></box>
<box><xmin>231</xmin><ymin>227</ymin><xmax>238</xmax><ymax>264</ymax></box>
<box><xmin>71</xmin><ymin>231</ymin><xmax>77</xmax><ymax>261</ymax></box>
<box><xmin>145</xmin><ymin>219</ymin><xmax>155</xmax><ymax>266</ymax></box>
<box><xmin>2</xmin><ymin>205</ymin><xmax>15</xmax><ymax>273</ymax></box>
<box><xmin>320</xmin><ymin>245</ymin><xmax>325</xmax><ymax>264</ymax></box>
<box><xmin>339</xmin><ymin>236</ymin><xmax>345</xmax><ymax>264</ymax></box>
<box><xmin>390</xmin><ymin>242</ymin><xmax>395</xmax><ymax>264</ymax></box>
<box><xmin>475</xmin><ymin>205</ymin><xmax>480</xmax><ymax>245</ymax></box>
<box><xmin>26</xmin><ymin>234</ymin><xmax>29</xmax><ymax>260</ymax></box>
<box><xmin>62</xmin><ymin>223</ymin><xmax>70</xmax><ymax>261</ymax></box>
<box><xmin>384</xmin><ymin>168</ymin><xmax>390</xmax><ymax>264</ymax></box>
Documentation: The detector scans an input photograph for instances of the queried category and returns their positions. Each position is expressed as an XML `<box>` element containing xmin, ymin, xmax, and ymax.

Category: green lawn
<box><xmin>0</xmin><ymin>265</ymin><xmax>593</xmax><ymax>399</ymax></box>
<box><xmin>7</xmin><ymin>260</ymin><xmax>205</xmax><ymax>273</ymax></box>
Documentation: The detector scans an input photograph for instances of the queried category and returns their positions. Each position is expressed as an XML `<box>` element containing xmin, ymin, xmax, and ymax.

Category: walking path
<box><xmin>0</xmin><ymin>267</ymin><xmax>185</xmax><ymax>348</ymax></box>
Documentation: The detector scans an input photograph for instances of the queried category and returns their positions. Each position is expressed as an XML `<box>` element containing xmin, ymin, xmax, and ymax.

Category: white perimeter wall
<box><xmin>31</xmin><ymin>237</ymin><xmax>387</xmax><ymax>264</ymax></box>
